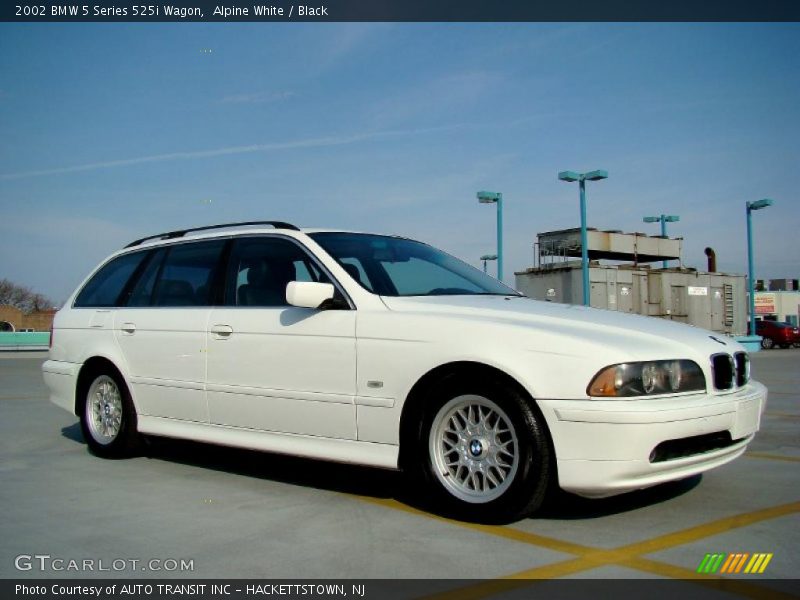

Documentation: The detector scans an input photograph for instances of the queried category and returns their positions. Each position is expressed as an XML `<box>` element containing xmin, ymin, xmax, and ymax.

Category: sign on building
<box><xmin>755</xmin><ymin>293</ymin><xmax>776</xmax><ymax>315</ymax></box>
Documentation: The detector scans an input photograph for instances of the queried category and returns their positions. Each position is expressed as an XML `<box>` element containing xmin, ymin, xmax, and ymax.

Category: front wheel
<box><xmin>80</xmin><ymin>371</ymin><xmax>140</xmax><ymax>458</ymax></box>
<box><xmin>415</xmin><ymin>377</ymin><xmax>552</xmax><ymax>522</ymax></box>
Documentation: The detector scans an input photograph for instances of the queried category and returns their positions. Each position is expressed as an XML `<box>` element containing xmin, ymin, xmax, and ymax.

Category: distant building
<box><xmin>0</xmin><ymin>305</ymin><xmax>57</xmax><ymax>332</ymax></box>
<box><xmin>755</xmin><ymin>278</ymin><xmax>798</xmax><ymax>292</ymax></box>
<box><xmin>768</xmin><ymin>278</ymin><xmax>798</xmax><ymax>292</ymax></box>
<box><xmin>754</xmin><ymin>291</ymin><xmax>800</xmax><ymax>326</ymax></box>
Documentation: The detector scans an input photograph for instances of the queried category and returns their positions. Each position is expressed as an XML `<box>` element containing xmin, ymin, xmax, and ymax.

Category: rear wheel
<box><xmin>80</xmin><ymin>371</ymin><xmax>140</xmax><ymax>457</ymax></box>
<box><xmin>761</xmin><ymin>337</ymin><xmax>774</xmax><ymax>349</ymax></box>
<box><xmin>412</xmin><ymin>376</ymin><xmax>552</xmax><ymax>522</ymax></box>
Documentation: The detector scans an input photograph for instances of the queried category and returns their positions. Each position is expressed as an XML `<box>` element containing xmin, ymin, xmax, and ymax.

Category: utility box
<box><xmin>516</xmin><ymin>228</ymin><xmax>748</xmax><ymax>336</ymax></box>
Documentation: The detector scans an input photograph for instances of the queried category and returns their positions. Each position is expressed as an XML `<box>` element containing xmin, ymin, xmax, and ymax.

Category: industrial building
<box><xmin>515</xmin><ymin>228</ymin><xmax>748</xmax><ymax>336</ymax></box>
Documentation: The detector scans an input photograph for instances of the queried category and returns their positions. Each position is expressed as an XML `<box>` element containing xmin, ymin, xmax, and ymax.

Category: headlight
<box><xmin>587</xmin><ymin>360</ymin><xmax>705</xmax><ymax>398</ymax></box>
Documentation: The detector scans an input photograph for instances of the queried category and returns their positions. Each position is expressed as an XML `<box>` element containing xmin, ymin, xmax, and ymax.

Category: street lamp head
<box><xmin>747</xmin><ymin>198</ymin><xmax>774</xmax><ymax>211</ymax></box>
<box><xmin>664</xmin><ymin>215</ymin><xmax>680</xmax><ymax>222</ymax></box>
<box><xmin>477</xmin><ymin>190</ymin><xmax>501</xmax><ymax>204</ymax></box>
<box><xmin>584</xmin><ymin>169</ymin><xmax>608</xmax><ymax>181</ymax></box>
<box><xmin>558</xmin><ymin>171</ymin><xmax>580</xmax><ymax>183</ymax></box>
<box><xmin>643</xmin><ymin>216</ymin><xmax>660</xmax><ymax>223</ymax></box>
<box><xmin>480</xmin><ymin>254</ymin><xmax>498</xmax><ymax>261</ymax></box>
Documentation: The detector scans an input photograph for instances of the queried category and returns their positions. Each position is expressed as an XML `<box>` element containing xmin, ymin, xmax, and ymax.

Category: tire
<box><xmin>761</xmin><ymin>337</ymin><xmax>774</xmax><ymax>350</ymax></box>
<box><xmin>793</xmin><ymin>342</ymin><xmax>800</xmax><ymax>349</ymax></box>
<box><xmin>79</xmin><ymin>370</ymin><xmax>140</xmax><ymax>458</ymax></box>
<box><xmin>410</xmin><ymin>375</ymin><xmax>552</xmax><ymax>522</ymax></box>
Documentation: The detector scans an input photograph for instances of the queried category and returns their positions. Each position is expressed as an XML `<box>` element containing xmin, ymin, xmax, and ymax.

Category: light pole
<box><xmin>643</xmin><ymin>214</ymin><xmax>680</xmax><ymax>268</ymax></box>
<box><xmin>476</xmin><ymin>191</ymin><xmax>503</xmax><ymax>281</ymax></box>
<box><xmin>480</xmin><ymin>254</ymin><xmax>498</xmax><ymax>274</ymax></box>
<box><xmin>558</xmin><ymin>170</ymin><xmax>608</xmax><ymax>306</ymax></box>
<box><xmin>746</xmin><ymin>199</ymin><xmax>774</xmax><ymax>336</ymax></box>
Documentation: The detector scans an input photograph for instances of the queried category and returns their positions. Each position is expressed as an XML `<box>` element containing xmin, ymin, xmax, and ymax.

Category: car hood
<box><xmin>379</xmin><ymin>294</ymin><xmax>743</xmax><ymax>361</ymax></box>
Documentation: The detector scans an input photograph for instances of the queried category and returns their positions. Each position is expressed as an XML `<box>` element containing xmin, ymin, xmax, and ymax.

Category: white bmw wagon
<box><xmin>43</xmin><ymin>221</ymin><xmax>767</xmax><ymax>520</ymax></box>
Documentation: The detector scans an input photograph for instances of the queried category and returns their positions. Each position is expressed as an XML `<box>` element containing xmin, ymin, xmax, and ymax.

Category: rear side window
<box><xmin>74</xmin><ymin>251</ymin><xmax>148</xmax><ymax>308</ymax></box>
<box><xmin>125</xmin><ymin>249</ymin><xmax>167</xmax><ymax>307</ymax></box>
<box><xmin>151</xmin><ymin>241</ymin><xmax>226</xmax><ymax>307</ymax></box>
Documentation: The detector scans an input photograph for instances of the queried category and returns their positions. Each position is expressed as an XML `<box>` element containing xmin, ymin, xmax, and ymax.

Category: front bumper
<box><xmin>538</xmin><ymin>381</ymin><xmax>767</xmax><ymax>498</ymax></box>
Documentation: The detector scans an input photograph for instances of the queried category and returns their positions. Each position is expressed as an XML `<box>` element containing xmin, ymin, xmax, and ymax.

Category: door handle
<box><xmin>120</xmin><ymin>323</ymin><xmax>136</xmax><ymax>334</ymax></box>
<box><xmin>210</xmin><ymin>324</ymin><xmax>233</xmax><ymax>338</ymax></box>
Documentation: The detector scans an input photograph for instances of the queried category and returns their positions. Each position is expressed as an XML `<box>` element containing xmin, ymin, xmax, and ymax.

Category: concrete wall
<box><xmin>0</xmin><ymin>305</ymin><xmax>57</xmax><ymax>332</ymax></box>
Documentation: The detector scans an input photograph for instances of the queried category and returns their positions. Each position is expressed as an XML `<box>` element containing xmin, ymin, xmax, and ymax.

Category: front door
<box><xmin>205</xmin><ymin>236</ymin><xmax>357</xmax><ymax>439</ymax></box>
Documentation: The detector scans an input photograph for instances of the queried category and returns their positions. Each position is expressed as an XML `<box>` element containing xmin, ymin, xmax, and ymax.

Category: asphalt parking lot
<box><xmin>1</xmin><ymin>349</ymin><xmax>797</xmax><ymax>593</ymax></box>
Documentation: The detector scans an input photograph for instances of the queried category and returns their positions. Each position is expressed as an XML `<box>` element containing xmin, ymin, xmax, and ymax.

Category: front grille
<box><xmin>734</xmin><ymin>351</ymin><xmax>749</xmax><ymax>387</ymax></box>
<box><xmin>649</xmin><ymin>431</ymin><xmax>737</xmax><ymax>463</ymax></box>
<box><xmin>711</xmin><ymin>353</ymin><xmax>735</xmax><ymax>390</ymax></box>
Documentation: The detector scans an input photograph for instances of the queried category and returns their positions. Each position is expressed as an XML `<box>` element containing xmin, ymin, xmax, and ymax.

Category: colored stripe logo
<box><xmin>697</xmin><ymin>553</ymin><xmax>773</xmax><ymax>574</ymax></box>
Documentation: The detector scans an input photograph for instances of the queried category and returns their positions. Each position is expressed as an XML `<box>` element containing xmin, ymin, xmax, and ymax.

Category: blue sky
<box><xmin>1</xmin><ymin>23</ymin><xmax>798</xmax><ymax>303</ymax></box>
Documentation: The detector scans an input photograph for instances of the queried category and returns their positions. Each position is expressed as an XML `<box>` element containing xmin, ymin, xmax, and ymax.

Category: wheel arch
<box><xmin>75</xmin><ymin>356</ymin><xmax>128</xmax><ymax>416</ymax></box>
<box><xmin>397</xmin><ymin>361</ymin><xmax>553</xmax><ymax>471</ymax></box>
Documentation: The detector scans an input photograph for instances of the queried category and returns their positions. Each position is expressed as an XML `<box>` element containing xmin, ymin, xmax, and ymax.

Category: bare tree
<box><xmin>0</xmin><ymin>278</ymin><xmax>56</xmax><ymax>313</ymax></box>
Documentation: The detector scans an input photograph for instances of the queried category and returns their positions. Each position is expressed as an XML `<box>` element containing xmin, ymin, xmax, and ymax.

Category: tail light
<box><xmin>49</xmin><ymin>326</ymin><xmax>53</xmax><ymax>349</ymax></box>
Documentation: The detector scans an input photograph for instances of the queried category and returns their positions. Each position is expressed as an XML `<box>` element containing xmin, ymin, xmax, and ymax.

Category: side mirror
<box><xmin>286</xmin><ymin>281</ymin><xmax>335</xmax><ymax>309</ymax></box>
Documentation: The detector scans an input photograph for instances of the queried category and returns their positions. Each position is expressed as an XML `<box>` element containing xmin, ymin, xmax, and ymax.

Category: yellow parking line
<box><xmin>356</xmin><ymin>496</ymin><xmax>593</xmax><ymax>556</ymax></box>
<box><xmin>746</xmin><ymin>452</ymin><xmax>800</xmax><ymax>463</ymax></box>
<box><xmin>504</xmin><ymin>556</ymin><xmax>600</xmax><ymax>579</ymax></box>
<box><xmin>616</xmin><ymin>501</ymin><xmax>800</xmax><ymax>557</ymax></box>
<box><xmin>764</xmin><ymin>411</ymin><xmax>800</xmax><ymax>418</ymax></box>
<box><xmin>353</xmin><ymin>495</ymin><xmax>798</xmax><ymax>590</ymax></box>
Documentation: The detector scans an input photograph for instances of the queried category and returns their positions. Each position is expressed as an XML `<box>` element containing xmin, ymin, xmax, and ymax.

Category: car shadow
<box><xmin>60</xmin><ymin>424</ymin><xmax>702</xmax><ymax>524</ymax></box>
<box><xmin>144</xmin><ymin>435</ymin><xmax>403</xmax><ymax>499</ymax></box>
<box><xmin>534</xmin><ymin>475</ymin><xmax>702</xmax><ymax>520</ymax></box>
<box><xmin>61</xmin><ymin>422</ymin><xmax>84</xmax><ymax>444</ymax></box>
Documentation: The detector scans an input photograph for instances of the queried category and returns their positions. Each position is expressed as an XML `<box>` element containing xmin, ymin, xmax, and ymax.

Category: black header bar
<box><xmin>3</xmin><ymin>0</ymin><xmax>799</xmax><ymax>22</ymax></box>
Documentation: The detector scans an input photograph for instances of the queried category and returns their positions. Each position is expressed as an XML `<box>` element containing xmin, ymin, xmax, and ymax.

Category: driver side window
<box><xmin>226</xmin><ymin>237</ymin><xmax>332</xmax><ymax>307</ymax></box>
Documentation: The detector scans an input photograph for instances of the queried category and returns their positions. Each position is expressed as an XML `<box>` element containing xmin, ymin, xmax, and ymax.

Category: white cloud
<box><xmin>0</xmin><ymin>123</ymin><xmax>472</xmax><ymax>181</ymax></box>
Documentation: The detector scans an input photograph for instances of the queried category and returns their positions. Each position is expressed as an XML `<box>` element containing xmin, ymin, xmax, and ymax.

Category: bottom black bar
<box><xmin>2</xmin><ymin>579</ymin><xmax>798</xmax><ymax>600</ymax></box>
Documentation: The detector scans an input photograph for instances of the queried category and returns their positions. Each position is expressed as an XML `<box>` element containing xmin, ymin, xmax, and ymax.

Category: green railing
<box><xmin>0</xmin><ymin>332</ymin><xmax>50</xmax><ymax>350</ymax></box>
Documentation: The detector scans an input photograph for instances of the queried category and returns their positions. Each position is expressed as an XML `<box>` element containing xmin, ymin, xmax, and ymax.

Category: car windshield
<box><xmin>309</xmin><ymin>232</ymin><xmax>520</xmax><ymax>297</ymax></box>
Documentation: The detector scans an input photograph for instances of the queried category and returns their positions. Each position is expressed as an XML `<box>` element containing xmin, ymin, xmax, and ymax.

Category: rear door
<box><xmin>114</xmin><ymin>239</ymin><xmax>227</xmax><ymax>422</ymax></box>
<box><xmin>205</xmin><ymin>235</ymin><xmax>357</xmax><ymax>439</ymax></box>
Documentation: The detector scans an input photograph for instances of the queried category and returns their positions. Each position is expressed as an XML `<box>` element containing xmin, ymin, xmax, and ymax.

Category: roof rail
<box><xmin>124</xmin><ymin>221</ymin><xmax>300</xmax><ymax>248</ymax></box>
